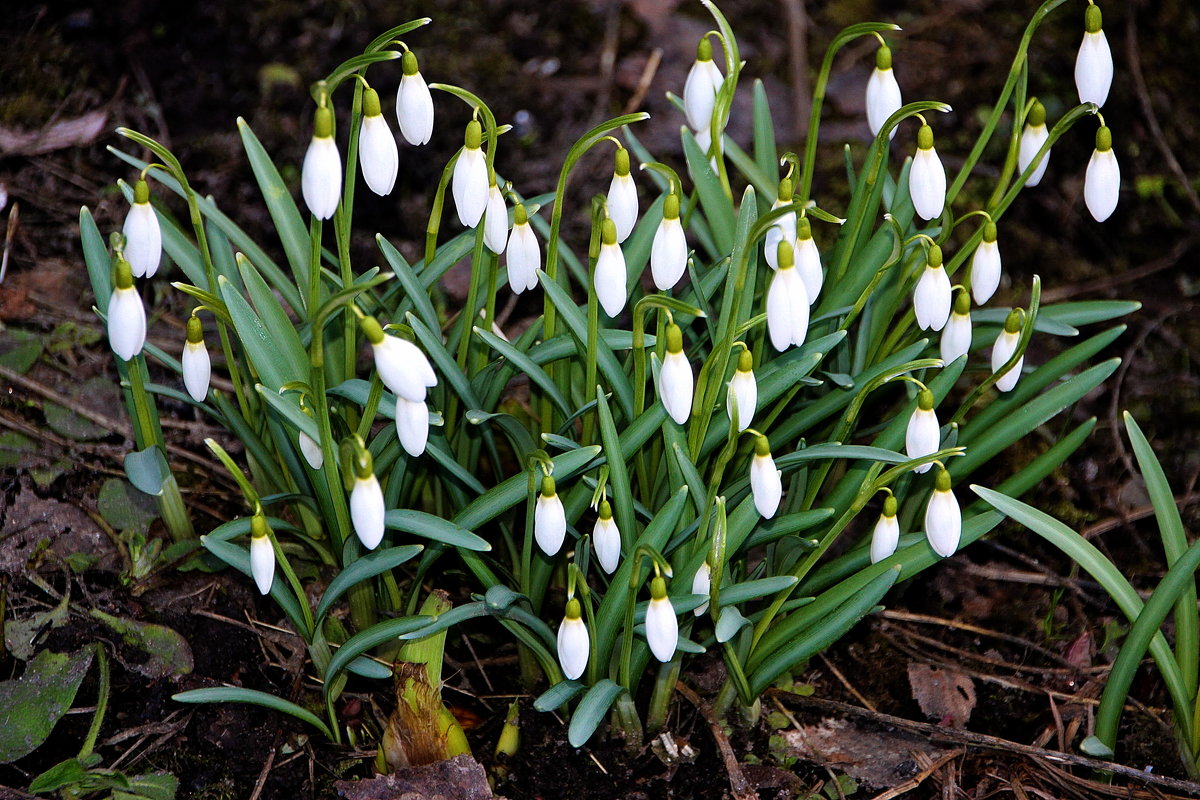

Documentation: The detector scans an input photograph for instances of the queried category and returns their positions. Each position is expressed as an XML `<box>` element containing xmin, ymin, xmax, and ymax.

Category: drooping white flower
<box><xmin>683</xmin><ymin>37</ymin><xmax>723</xmax><ymax>132</ymax></box>
<box><xmin>870</xmin><ymin>495</ymin><xmax>901</xmax><ymax>564</ymax></box>
<box><xmin>645</xmin><ymin>576</ymin><xmax>679</xmax><ymax>663</ymax></box>
<box><xmin>107</xmin><ymin>258</ymin><xmax>146</xmax><ymax>362</ymax></box>
<box><xmin>395</xmin><ymin>396</ymin><xmax>430</xmax><ymax>457</ymax></box>
<box><xmin>250</xmin><ymin>515</ymin><xmax>275</xmax><ymax>595</ymax></box>
<box><xmin>766</xmin><ymin>240</ymin><xmax>810</xmax><ymax>351</ymax></box>
<box><xmin>483</xmin><ymin>181</ymin><xmax>509</xmax><ymax>255</ymax></box>
<box><xmin>991</xmin><ymin>309</ymin><xmax>1025</xmax><ymax>393</ymax></box>
<box><xmin>750</xmin><ymin>435</ymin><xmax>783</xmax><ymax>519</ymax></box>
<box><xmin>123</xmin><ymin>179</ymin><xmax>161</xmax><ymax>279</ymax></box>
<box><xmin>594</xmin><ymin>219</ymin><xmax>627</xmax><ymax>318</ymax></box>
<box><xmin>396</xmin><ymin>50</ymin><xmax>434</xmax><ymax>146</ymax></box>
<box><xmin>659</xmin><ymin>323</ymin><xmax>693</xmax><ymax>425</ymax></box>
<box><xmin>593</xmin><ymin>500</ymin><xmax>621</xmax><ymax>574</ymax></box>
<box><xmin>913</xmin><ymin>245</ymin><xmax>951</xmax><ymax>332</ymax></box>
<box><xmin>557</xmin><ymin>598</ymin><xmax>589</xmax><ymax>680</ymax></box>
<box><xmin>506</xmin><ymin>204</ymin><xmax>540</xmax><ymax>294</ymax></box>
<box><xmin>940</xmin><ymin>290</ymin><xmax>973</xmax><ymax>365</ymax></box>
<box><xmin>1017</xmin><ymin>99</ymin><xmax>1051</xmax><ymax>187</ymax></box>
<box><xmin>1075</xmin><ymin>5</ymin><xmax>1113</xmax><ymax>108</ymax></box>
<box><xmin>924</xmin><ymin>466</ymin><xmax>961</xmax><ymax>557</ymax></box>
<box><xmin>764</xmin><ymin>178</ymin><xmax>796</xmax><ymax>271</ymax></box>
<box><xmin>651</xmin><ymin>192</ymin><xmax>688</xmax><ymax>291</ymax></box>
<box><xmin>350</xmin><ymin>471</ymin><xmax>386</xmax><ymax>550</ymax></box>
<box><xmin>866</xmin><ymin>44</ymin><xmax>902</xmax><ymax>140</ymax></box>
<box><xmin>793</xmin><ymin>217</ymin><xmax>823</xmax><ymax>303</ymax></box>
<box><xmin>970</xmin><ymin>223</ymin><xmax>1002</xmax><ymax>304</ymax></box>
<box><xmin>726</xmin><ymin>348</ymin><xmax>757</xmax><ymax>433</ymax></box>
<box><xmin>692</xmin><ymin>562</ymin><xmax>711</xmax><ymax>617</ymax></box>
<box><xmin>905</xmin><ymin>389</ymin><xmax>940</xmax><ymax>474</ymax></box>
<box><xmin>452</xmin><ymin>120</ymin><xmax>489</xmax><ymax>228</ymax></box>
<box><xmin>362</xmin><ymin>317</ymin><xmax>437</xmax><ymax>402</ymax></box>
<box><xmin>607</xmin><ymin>147</ymin><xmax>638</xmax><ymax>243</ymax></box>
<box><xmin>535</xmin><ymin>475</ymin><xmax>566</xmax><ymax>556</ymax></box>
<box><xmin>301</xmin><ymin>105</ymin><xmax>341</xmax><ymax>220</ymax></box>
<box><xmin>298</xmin><ymin>430</ymin><xmax>323</xmax><ymax>470</ymax></box>
<box><xmin>1084</xmin><ymin>125</ymin><xmax>1120</xmax><ymax>223</ymax></box>
<box><xmin>359</xmin><ymin>88</ymin><xmax>399</xmax><ymax>196</ymax></box>
<box><xmin>181</xmin><ymin>315</ymin><xmax>210</xmax><ymax>403</ymax></box>
<box><xmin>909</xmin><ymin>124</ymin><xmax>946</xmax><ymax>221</ymax></box>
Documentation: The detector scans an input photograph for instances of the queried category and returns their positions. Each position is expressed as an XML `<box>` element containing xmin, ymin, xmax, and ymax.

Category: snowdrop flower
<box><xmin>362</xmin><ymin>316</ymin><xmax>437</xmax><ymax>402</ymax></box>
<box><xmin>726</xmin><ymin>348</ymin><xmax>757</xmax><ymax>432</ymax></box>
<box><xmin>107</xmin><ymin>257</ymin><xmax>146</xmax><ymax>362</ymax></box>
<box><xmin>348</xmin><ymin>449</ymin><xmax>386</xmax><ymax>550</ymax></box>
<box><xmin>659</xmin><ymin>323</ymin><xmax>694</xmax><ymax>425</ymax></box>
<box><xmin>396</xmin><ymin>50</ymin><xmax>434</xmax><ymax>146</ymax></box>
<box><xmin>483</xmin><ymin>180</ymin><xmax>509</xmax><ymax>255</ymax></box>
<box><xmin>683</xmin><ymin>36</ymin><xmax>723</xmax><ymax>132</ymax></box>
<box><xmin>298</xmin><ymin>431</ymin><xmax>323</xmax><ymax>470</ymax></box>
<box><xmin>914</xmin><ymin>244</ymin><xmax>951</xmax><ymax>332</ymax></box>
<box><xmin>645</xmin><ymin>576</ymin><xmax>678</xmax><ymax>663</ymax></box>
<box><xmin>535</xmin><ymin>475</ymin><xmax>566</xmax><ymax>556</ymax></box>
<box><xmin>249</xmin><ymin>514</ymin><xmax>275</xmax><ymax>595</ymax></box>
<box><xmin>692</xmin><ymin>562</ymin><xmax>711</xmax><ymax>617</ymax></box>
<box><xmin>594</xmin><ymin>218</ymin><xmax>627</xmax><ymax>318</ymax></box>
<box><xmin>1084</xmin><ymin>124</ymin><xmax>1120</xmax><ymax>222</ymax></box>
<box><xmin>557</xmin><ymin>598</ymin><xmax>589</xmax><ymax>681</ymax></box>
<box><xmin>593</xmin><ymin>500</ymin><xmax>621</xmax><ymax>574</ymax></box>
<box><xmin>651</xmin><ymin>192</ymin><xmax>688</xmax><ymax>291</ymax></box>
<box><xmin>909</xmin><ymin>124</ymin><xmax>946</xmax><ymax>221</ymax></box>
<box><xmin>607</xmin><ymin>146</ymin><xmax>638</xmax><ymax>243</ymax></box>
<box><xmin>1017</xmin><ymin>99</ymin><xmax>1051</xmax><ymax>187</ymax></box>
<box><xmin>1075</xmin><ymin>4</ymin><xmax>1112</xmax><ymax>108</ymax></box>
<box><xmin>869</xmin><ymin>494</ymin><xmax>900</xmax><ymax>564</ymax></box>
<box><xmin>940</xmin><ymin>289</ymin><xmax>973</xmax><ymax>365</ymax></box>
<box><xmin>766</xmin><ymin>239</ymin><xmax>810</xmax><ymax>351</ymax></box>
<box><xmin>793</xmin><ymin>217</ymin><xmax>823</xmax><ymax>303</ymax></box>
<box><xmin>750</xmin><ymin>435</ymin><xmax>783</xmax><ymax>519</ymax></box>
<box><xmin>924</xmin><ymin>466</ymin><xmax>961</xmax><ymax>557</ymax></box>
<box><xmin>302</xmin><ymin>105</ymin><xmax>341</xmax><ymax>220</ymax></box>
<box><xmin>506</xmin><ymin>204</ymin><xmax>540</xmax><ymax>294</ymax></box>
<box><xmin>181</xmin><ymin>315</ymin><xmax>210</xmax><ymax>403</ymax></box>
<box><xmin>123</xmin><ymin>179</ymin><xmax>161</xmax><ymax>278</ymax></box>
<box><xmin>358</xmin><ymin>87</ymin><xmax>399</xmax><ymax>196</ymax></box>
<box><xmin>970</xmin><ymin>222</ymin><xmax>1002</xmax><ymax>304</ymax></box>
<box><xmin>905</xmin><ymin>388</ymin><xmax>940</xmax><ymax>474</ymax></box>
<box><xmin>991</xmin><ymin>309</ymin><xmax>1025</xmax><ymax>393</ymax></box>
<box><xmin>395</xmin><ymin>396</ymin><xmax>430</xmax><ymax>457</ymax></box>
<box><xmin>764</xmin><ymin>177</ymin><xmax>796</xmax><ymax>271</ymax></box>
<box><xmin>866</xmin><ymin>43</ymin><xmax>902</xmax><ymax>140</ymax></box>
<box><xmin>452</xmin><ymin>119</ymin><xmax>489</xmax><ymax>228</ymax></box>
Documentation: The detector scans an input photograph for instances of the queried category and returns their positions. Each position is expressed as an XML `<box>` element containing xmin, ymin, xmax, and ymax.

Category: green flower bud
<box><xmin>360</xmin><ymin>315</ymin><xmax>385</xmax><ymax>345</ymax></box>
<box><xmin>1084</xmin><ymin>4</ymin><xmax>1103</xmax><ymax>34</ymax></box>
<box><xmin>1027</xmin><ymin>99</ymin><xmax>1046</xmax><ymax>128</ymax></box>
<box><xmin>875</xmin><ymin>44</ymin><xmax>892</xmax><ymax>71</ymax></box>
<box><xmin>650</xmin><ymin>575</ymin><xmax>668</xmax><ymax>600</ymax></box>
<box><xmin>665</xmin><ymin>322</ymin><xmax>684</xmax><ymax>354</ymax></box>
<box><xmin>664</xmin><ymin>192</ymin><xmax>681</xmax><ymax>221</ymax></box>
<box><xmin>134</xmin><ymin>178</ymin><xmax>150</xmax><ymax>204</ymax></box>
<box><xmin>540</xmin><ymin>474</ymin><xmax>557</xmax><ymax>498</ymax></box>
<box><xmin>1095</xmin><ymin>125</ymin><xmax>1112</xmax><ymax>153</ymax></box>
<box><xmin>982</xmin><ymin>221</ymin><xmax>998</xmax><ymax>243</ymax></box>
<box><xmin>363</xmin><ymin>87</ymin><xmax>382</xmax><ymax>117</ymax></box>
<box><xmin>314</xmin><ymin>105</ymin><xmax>334</xmax><ymax>139</ymax></box>
<box><xmin>186</xmin><ymin>314</ymin><xmax>204</xmax><ymax>345</ymax></box>
<box><xmin>402</xmin><ymin>49</ymin><xmax>420</xmax><ymax>77</ymax></box>
<box><xmin>465</xmin><ymin>119</ymin><xmax>482</xmax><ymax>150</ymax></box>
<box><xmin>882</xmin><ymin>494</ymin><xmax>898</xmax><ymax>517</ymax></box>
<box><xmin>601</xmin><ymin>217</ymin><xmax>618</xmax><ymax>246</ymax></box>
<box><xmin>917</xmin><ymin>388</ymin><xmax>935</xmax><ymax>411</ymax></box>
<box><xmin>927</xmin><ymin>243</ymin><xmax>943</xmax><ymax>268</ymax></box>
<box><xmin>917</xmin><ymin>123</ymin><xmax>934</xmax><ymax>151</ymax></box>
<box><xmin>615</xmin><ymin>146</ymin><xmax>630</xmax><ymax>177</ymax></box>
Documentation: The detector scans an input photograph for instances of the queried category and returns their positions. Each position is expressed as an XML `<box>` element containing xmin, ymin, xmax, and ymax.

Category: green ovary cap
<box><xmin>599</xmin><ymin>499</ymin><xmax>613</xmax><ymax>520</ymax></box>
<box><xmin>650</xmin><ymin>575</ymin><xmax>668</xmax><ymax>600</ymax></box>
<box><xmin>917</xmin><ymin>388</ymin><xmax>934</xmax><ymax>411</ymax></box>
<box><xmin>314</xmin><ymin>105</ymin><xmax>334</xmax><ymax>138</ymax></box>
<box><xmin>134</xmin><ymin>178</ymin><xmax>150</xmax><ymax>204</ymax></box>
<box><xmin>875</xmin><ymin>44</ymin><xmax>892</xmax><ymax>71</ymax></box>
<box><xmin>402</xmin><ymin>49</ymin><xmax>420</xmax><ymax>76</ymax></box>
<box><xmin>797</xmin><ymin>215</ymin><xmax>812</xmax><ymax>241</ymax></box>
<box><xmin>1003</xmin><ymin>308</ymin><xmax>1023</xmax><ymax>333</ymax></box>
<box><xmin>754</xmin><ymin>435</ymin><xmax>771</xmax><ymax>457</ymax></box>
<box><xmin>565</xmin><ymin>597</ymin><xmax>582</xmax><ymax>620</ymax></box>
<box><xmin>666</xmin><ymin>323</ymin><xmax>683</xmax><ymax>354</ymax></box>
<box><xmin>935</xmin><ymin>467</ymin><xmax>952</xmax><ymax>492</ymax></box>
<box><xmin>114</xmin><ymin>256</ymin><xmax>134</xmax><ymax>290</ymax></box>
<box><xmin>465</xmin><ymin>119</ymin><xmax>482</xmax><ymax>150</ymax></box>
<box><xmin>1028</xmin><ymin>99</ymin><xmax>1046</xmax><ymax>128</ymax></box>
<box><xmin>615</xmin><ymin>146</ymin><xmax>630</xmax><ymax>177</ymax></box>
<box><xmin>363</xmin><ymin>87</ymin><xmax>382</xmax><ymax>117</ymax></box>
<box><xmin>883</xmin><ymin>494</ymin><xmax>898</xmax><ymax>517</ymax></box>
<box><xmin>353</xmin><ymin>446</ymin><xmax>374</xmax><ymax>480</ymax></box>
<box><xmin>776</xmin><ymin>238</ymin><xmax>794</xmax><ymax>269</ymax></box>
<box><xmin>953</xmin><ymin>289</ymin><xmax>971</xmax><ymax>315</ymax></box>
<box><xmin>664</xmin><ymin>192</ymin><xmax>680</xmax><ymax>220</ymax></box>
<box><xmin>514</xmin><ymin>204</ymin><xmax>528</xmax><ymax>226</ymax></box>
<box><xmin>1085</xmin><ymin>4</ymin><xmax>1103</xmax><ymax>33</ymax></box>
<box><xmin>602</xmin><ymin>218</ymin><xmax>618</xmax><ymax>245</ymax></box>
<box><xmin>927</xmin><ymin>244</ymin><xmax>943</xmax><ymax>268</ymax></box>
<box><xmin>917</xmin><ymin>124</ymin><xmax>934</xmax><ymax>151</ymax></box>
<box><xmin>697</xmin><ymin>36</ymin><xmax>713</xmax><ymax>62</ymax></box>
<box><xmin>777</xmin><ymin>176</ymin><xmax>793</xmax><ymax>203</ymax></box>
<box><xmin>360</xmin><ymin>315</ymin><xmax>385</xmax><ymax>344</ymax></box>
<box><xmin>186</xmin><ymin>315</ymin><xmax>204</xmax><ymax>344</ymax></box>
<box><xmin>737</xmin><ymin>348</ymin><xmax>753</xmax><ymax>373</ymax></box>
<box><xmin>983</xmin><ymin>221</ymin><xmax>998</xmax><ymax>243</ymax></box>
<box><xmin>251</xmin><ymin>513</ymin><xmax>270</xmax><ymax>540</ymax></box>
<box><xmin>541</xmin><ymin>474</ymin><xmax>556</xmax><ymax>498</ymax></box>
<box><xmin>1095</xmin><ymin>125</ymin><xmax>1112</xmax><ymax>152</ymax></box>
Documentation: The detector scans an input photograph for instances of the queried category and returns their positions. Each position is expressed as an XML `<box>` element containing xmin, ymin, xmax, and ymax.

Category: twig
<box><xmin>781</xmin><ymin>0</ymin><xmax>810</xmax><ymax>141</ymax></box>
<box><xmin>867</xmin><ymin>749</ymin><xmax>964</xmax><ymax>800</ymax></box>
<box><xmin>676</xmin><ymin>682</ymin><xmax>756</xmax><ymax>800</ymax></box>
<box><xmin>819</xmin><ymin>651</ymin><xmax>877</xmax><ymax>711</ymax></box>
<box><xmin>622</xmin><ymin>49</ymin><xmax>662</xmax><ymax>116</ymax></box>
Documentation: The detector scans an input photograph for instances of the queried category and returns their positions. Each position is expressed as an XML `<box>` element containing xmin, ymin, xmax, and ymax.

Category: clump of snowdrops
<box><xmin>83</xmin><ymin>0</ymin><xmax>1136</xmax><ymax>758</ymax></box>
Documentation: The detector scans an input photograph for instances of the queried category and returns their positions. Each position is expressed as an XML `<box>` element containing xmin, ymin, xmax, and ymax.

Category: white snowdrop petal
<box><xmin>372</xmin><ymin>336</ymin><xmax>437</xmax><ymax>402</ymax></box>
<box><xmin>971</xmin><ymin>240</ymin><xmax>1002</xmax><ymax>305</ymax></box>
<box><xmin>1075</xmin><ymin>30</ymin><xmax>1113</xmax><ymax>108</ymax></box>
<box><xmin>298</xmin><ymin>431</ymin><xmax>324</xmax><ymax>470</ymax></box>
<box><xmin>692</xmin><ymin>563</ymin><xmax>711</xmax><ymax>617</ymax></box>
<box><xmin>794</xmin><ymin>237</ymin><xmax>823</xmax><ymax>303</ymax></box>
<box><xmin>535</xmin><ymin>493</ymin><xmax>567</xmax><ymax>556</ymax></box>
<box><xmin>483</xmin><ymin>184</ymin><xmax>509</xmax><ymax>255</ymax></box>
<box><xmin>123</xmin><ymin>202</ymin><xmax>161</xmax><ymax>279</ymax></box>
<box><xmin>557</xmin><ymin>616</ymin><xmax>589</xmax><ymax>680</ymax></box>
<box><xmin>359</xmin><ymin>114</ymin><xmax>399</xmax><ymax>196</ymax></box>
<box><xmin>683</xmin><ymin>59</ymin><xmax>723</xmax><ymax>131</ymax></box>
<box><xmin>1084</xmin><ymin>148</ymin><xmax>1120</xmax><ymax>223</ymax></box>
<box><xmin>870</xmin><ymin>513</ymin><xmax>900</xmax><ymax>564</ymax></box>
<box><xmin>925</xmin><ymin>488</ymin><xmax>961</xmax><ymax>557</ymax></box>
<box><xmin>350</xmin><ymin>474</ymin><xmax>386</xmax><ymax>550</ymax></box>
<box><xmin>866</xmin><ymin>67</ymin><xmax>902</xmax><ymax>139</ymax></box>
<box><xmin>659</xmin><ymin>351</ymin><xmax>694</xmax><ymax>425</ymax></box>
<box><xmin>452</xmin><ymin>148</ymin><xmax>489</xmax><ymax>228</ymax></box>
<box><xmin>250</xmin><ymin>533</ymin><xmax>275</xmax><ymax>595</ymax></box>
<box><xmin>107</xmin><ymin>287</ymin><xmax>146</xmax><ymax>362</ymax></box>
<box><xmin>182</xmin><ymin>341</ymin><xmax>211</xmax><ymax>403</ymax></box>
<box><xmin>726</xmin><ymin>371</ymin><xmax>757</xmax><ymax>432</ymax></box>
<box><xmin>1018</xmin><ymin>125</ymin><xmax>1050</xmax><ymax>187</ymax></box>
<box><xmin>593</xmin><ymin>516</ymin><xmax>621</xmax><ymax>574</ymax></box>
<box><xmin>645</xmin><ymin>596</ymin><xmax>679</xmax><ymax>663</ymax></box>
<box><xmin>395</xmin><ymin>397</ymin><xmax>430</xmax><ymax>457</ymax></box>
<box><xmin>914</xmin><ymin>265</ymin><xmax>951</xmax><ymax>332</ymax></box>
<box><xmin>607</xmin><ymin>173</ymin><xmax>638</xmax><ymax>243</ymax></box>
<box><xmin>905</xmin><ymin>407</ymin><xmax>940</xmax><ymax>473</ymax></box>
<box><xmin>750</xmin><ymin>454</ymin><xmax>783</xmax><ymax>519</ymax></box>
<box><xmin>397</xmin><ymin>72</ymin><xmax>434</xmax><ymax>146</ymax></box>
<box><xmin>991</xmin><ymin>329</ymin><xmax>1024</xmax><ymax>392</ymax></box>
<box><xmin>909</xmin><ymin>147</ymin><xmax>947</xmax><ymax>221</ymax></box>
<box><xmin>940</xmin><ymin>312</ymin><xmax>972</xmax><ymax>365</ymax></box>
<box><xmin>594</xmin><ymin>243</ymin><xmax>628</xmax><ymax>318</ymax></box>
<box><xmin>301</xmin><ymin>136</ymin><xmax>342</xmax><ymax>220</ymax></box>
<box><xmin>651</xmin><ymin>217</ymin><xmax>687</xmax><ymax>291</ymax></box>
<box><xmin>763</xmin><ymin>203</ymin><xmax>796</xmax><ymax>270</ymax></box>
<box><xmin>506</xmin><ymin>222</ymin><xmax>541</xmax><ymax>294</ymax></box>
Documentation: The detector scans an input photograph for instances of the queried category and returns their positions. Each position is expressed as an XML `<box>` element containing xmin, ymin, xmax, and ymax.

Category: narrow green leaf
<box><xmin>407</xmin><ymin>313</ymin><xmax>483</xmax><ymax>410</ymax></box>
<box><xmin>385</xmin><ymin>509</ymin><xmax>490</xmax><ymax>551</ymax></box>
<box><xmin>316</xmin><ymin>545</ymin><xmax>423</xmax><ymax>622</ymax></box>
<box><xmin>256</xmin><ymin>386</ymin><xmax>320</xmax><ymax>442</ymax></box>
<box><xmin>200</xmin><ymin>535</ymin><xmax>310</xmax><ymax>638</ymax></box>
<box><xmin>720</xmin><ymin>576</ymin><xmax>799</xmax><ymax>606</ymax></box>
<box><xmin>217</xmin><ymin>276</ymin><xmax>294</xmax><ymax>392</ymax></box>
<box><xmin>682</xmin><ymin>128</ymin><xmax>735</xmax><ymax>254</ymax></box>
<box><xmin>173</xmin><ymin>687</ymin><xmax>332</xmax><ymax>739</ymax></box>
<box><xmin>80</xmin><ymin>207</ymin><xmax>112</xmax><ymax>312</ymax></box>
<box><xmin>377</xmin><ymin>234</ymin><xmax>439</xmax><ymax>333</ymax></box>
<box><xmin>751</xmin><ymin>79</ymin><xmax>778</xmax><ymax>190</ymax></box>
<box><xmin>454</xmin><ymin>446</ymin><xmax>602</xmax><ymax>532</ymax></box>
<box><xmin>596</xmin><ymin>388</ymin><xmax>636</xmax><ymax>544</ymax></box>
<box><xmin>237</xmin><ymin>253</ymin><xmax>308</xmax><ymax>378</ymax></box>
<box><xmin>568</xmin><ymin>679</ymin><xmax>624</xmax><ymax>747</ymax></box>
<box><xmin>475</xmin><ymin>327</ymin><xmax>570</xmax><ymax>417</ymax></box>
<box><xmin>323</xmin><ymin>615</ymin><xmax>428</xmax><ymax>692</ymax></box>
<box><xmin>534</xmin><ymin>680</ymin><xmax>584</xmax><ymax>712</ymax></box>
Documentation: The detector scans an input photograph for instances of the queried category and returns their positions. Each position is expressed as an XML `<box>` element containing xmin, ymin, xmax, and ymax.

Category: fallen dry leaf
<box><xmin>781</xmin><ymin>716</ymin><xmax>955</xmax><ymax>790</ymax></box>
<box><xmin>0</xmin><ymin>111</ymin><xmax>108</xmax><ymax>157</ymax></box>
<box><xmin>907</xmin><ymin>662</ymin><xmax>976</xmax><ymax>728</ymax></box>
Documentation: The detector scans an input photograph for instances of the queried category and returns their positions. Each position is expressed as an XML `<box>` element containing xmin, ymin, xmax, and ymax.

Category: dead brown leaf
<box><xmin>907</xmin><ymin>663</ymin><xmax>976</xmax><ymax>729</ymax></box>
<box><xmin>0</xmin><ymin>111</ymin><xmax>108</xmax><ymax>158</ymax></box>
